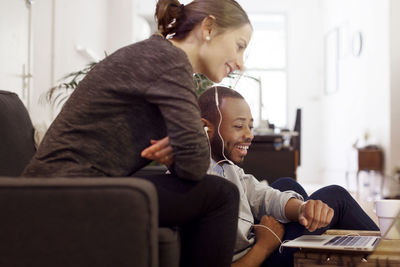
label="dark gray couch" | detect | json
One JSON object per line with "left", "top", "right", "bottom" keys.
{"left": 0, "top": 91, "right": 180, "bottom": 267}
{"left": 0, "top": 90, "right": 36, "bottom": 176}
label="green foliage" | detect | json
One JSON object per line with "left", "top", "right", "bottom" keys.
{"left": 43, "top": 52, "right": 108, "bottom": 108}
{"left": 43, "top": 61, "right": 98, "bottom": 108}
{"left": 193, "top": 73, "right": 214, "bottom": 96}
{"left": 193, "top": 72, "right": 261, "bottom": 96}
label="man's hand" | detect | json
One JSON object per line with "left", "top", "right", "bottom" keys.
{"left": 253, "top": 215, "right": 284, "bottom": 256}
{"left": 140, "top": 136, "right": 174, "bottom": 167}
{"left": 231, "top": 216, "right": 284, "bottom": 267}
{"left": 298, "top": 200, "right": 334, "bottom": 232}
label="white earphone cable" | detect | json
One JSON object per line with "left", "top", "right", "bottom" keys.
{"left": 214, "top": 87, "right": 234, "bottom": 166}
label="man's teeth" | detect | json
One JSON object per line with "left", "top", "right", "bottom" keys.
{"left": 236, "top": 145, "right": 249, "bottom": 150}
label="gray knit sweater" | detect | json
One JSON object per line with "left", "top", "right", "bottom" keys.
{"left": 23, "top": 35, "right": 210, "bottom": 180}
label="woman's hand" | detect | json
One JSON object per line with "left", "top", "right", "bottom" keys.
{"left": 253, "top": 215, "right": 285, "bottom": 257}
{"left": 298, "top": 200, "right": 334, "bottom": 232}
{"left": 140, "top": 136, "right": 174, "bottom": 167}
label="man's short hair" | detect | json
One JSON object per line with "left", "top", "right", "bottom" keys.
{"left": 198, "top": 86, "right": 244, "bottom": 126}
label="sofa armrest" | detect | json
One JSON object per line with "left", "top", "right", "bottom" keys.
{"left": 0, "top": 177, "right": 159, "bottom": 267}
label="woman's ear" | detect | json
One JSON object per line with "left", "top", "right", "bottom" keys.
{"left": 200, "top": 15, "right": 216, "bottom": 42}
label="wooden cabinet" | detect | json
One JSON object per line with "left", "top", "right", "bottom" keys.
{"left": 240, "top": 135, "right": 298, "bottom": 184}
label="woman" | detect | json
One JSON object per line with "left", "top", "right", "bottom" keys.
{"left": 23, "top": 0, "right": 253, "bottom": 266}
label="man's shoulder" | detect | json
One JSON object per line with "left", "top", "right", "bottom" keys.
{"left": 229, "top": 163, "right": 247, "bottom": 175}
{"left": 223, "top": 163, "right": 248, "bottom": 179}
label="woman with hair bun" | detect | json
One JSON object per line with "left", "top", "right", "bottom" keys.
{"left": 23, "top": 0, "right": 252, "bottom": 265}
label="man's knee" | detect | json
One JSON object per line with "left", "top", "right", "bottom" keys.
{"left": 324, "top": 185, "right": 349, "bottom": 197}
{"left": 311, "top": 184, "right": 353, "bottom": 203}
{"left": 271, "top": 177, "right": 307, "bottom": 197}
{"left": 275, "top": 177, "right": 300, "bottom": 187}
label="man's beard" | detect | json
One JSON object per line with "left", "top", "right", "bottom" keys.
{"left": 210, "top": 134, "right": 248, "bottom": 165}
{"left": 210, "top": 134, "right": 228, "bottom": 163}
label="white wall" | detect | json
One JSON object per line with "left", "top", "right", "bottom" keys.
{"left": 240, "top": 0, "right": 398, "bottom": 185}
{"left": 30, "top": 0, "right": 146, "bottom": 127}
{"left": 107, "top": 0, "right": 135, "bottom": 53}
{"left": 320, "top": 0, "right": 392, "bottom": 185}
{"left": 30, "top": 0, "right": 109, "bottom": 127}
{"left": 14, "top": 0, "right": 400, "bottom": 184}
{"left": 0, "top": 0, "right": 30, "bottom": 105}
{"left": 52, "top": 0, "right": 109, "bottom": 82}
{"left": 236, "top": 0, "right": 325, "bottom": 183}
{"left": 390, "top": 0, "right": 400, "bottom": 174}
{"left": 285, "top": 2, "right": 324, "bottom": 184}
{"left": 31, "top": 0, "right": 55, "bottom": 126}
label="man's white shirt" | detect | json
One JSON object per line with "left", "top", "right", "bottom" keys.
{"left": 207, "top": 159, "right": 303, "bottom": 261}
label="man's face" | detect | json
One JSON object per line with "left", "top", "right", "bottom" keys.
{"left": 210, "top": 97, "right": 254, "bottom": 164}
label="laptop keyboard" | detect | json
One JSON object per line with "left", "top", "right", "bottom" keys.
{"left": 323, "top": 236, "right": 372, "bottom": 247}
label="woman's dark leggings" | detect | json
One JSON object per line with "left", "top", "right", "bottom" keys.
{"left": 138, "top": 174, "right": 239, "bottom": 267}
{"left": 262, "top": 177, "right": 379, "bottom": 267}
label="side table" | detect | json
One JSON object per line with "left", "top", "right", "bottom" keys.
{"left": 357, "top": 148, "right": 384, "bottom": 198}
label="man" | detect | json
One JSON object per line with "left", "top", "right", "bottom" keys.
{"left": 197, "top": 86, "right": 379, "bottom": 267}
{"left": 142, "top": 86, "right": 379, "bottom": 267}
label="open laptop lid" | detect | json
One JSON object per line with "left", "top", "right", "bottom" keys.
{"left": 282, "top": 234, "right": 380, "bottom": 252}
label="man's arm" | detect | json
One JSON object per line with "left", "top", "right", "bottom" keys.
{"left": 240, "top": 169, "right": 334, "bottom": 232}
{"left": 285, "top": 198, "right": 334, "bottom": 232}
{"left": 232, "top": 216, "right": 284, "bottom": 267}
{"left": 284, "top": 198, "right": 304, "bottom": 222}
{"left": 242, "top": 171, "right": 303, "bottom": 223}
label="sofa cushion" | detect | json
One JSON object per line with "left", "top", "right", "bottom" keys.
{"left": 0, "top": 90, "right": 36, "bottom": 176}
{"left": 158, "top": 228, "right": 180, "bottom": 267}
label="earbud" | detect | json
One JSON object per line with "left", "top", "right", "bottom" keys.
{"left": 204, "top": 126, "right": 209, "bottom": 132}
{"left": 205, "top": 36, "right": 211, "bottom": 41}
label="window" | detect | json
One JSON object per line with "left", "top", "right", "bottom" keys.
{"left": 219, "top": 14, "right": 288, "bottom": 128}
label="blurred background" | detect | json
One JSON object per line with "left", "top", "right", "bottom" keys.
{"left": 1, "top": 0, "right": 399, "bottom": 197}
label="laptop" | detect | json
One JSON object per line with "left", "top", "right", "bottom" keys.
{"left": 282, "top": 210, "right": 400, "bottom": 252}
{"left": 281, "top": 234, "right": 381, "bottom": 252}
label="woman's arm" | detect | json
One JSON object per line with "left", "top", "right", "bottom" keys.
{"left": 145, "top": 68, "right": 210, "bottom": 181}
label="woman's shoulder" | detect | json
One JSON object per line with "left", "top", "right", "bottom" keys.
{"left": 124, "top": 35, "right": 187, "bottom": 62}
{"left": 101, "top": 34, "right": 190, "bottom": 75}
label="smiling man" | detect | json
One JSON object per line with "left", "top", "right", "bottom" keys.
{"left": 198, "top": 86, "right": 379, "bottom": 267}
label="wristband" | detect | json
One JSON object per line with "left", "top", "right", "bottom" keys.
{"left": 298, "top": 201, "right": 307, "bottom": 216}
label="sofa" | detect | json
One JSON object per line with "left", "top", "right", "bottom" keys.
{"left": 0, "top": 90, "right": 36, "bottom": 176}
{"left": 0, "top": 91, "right": 180, "bottom": 267}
